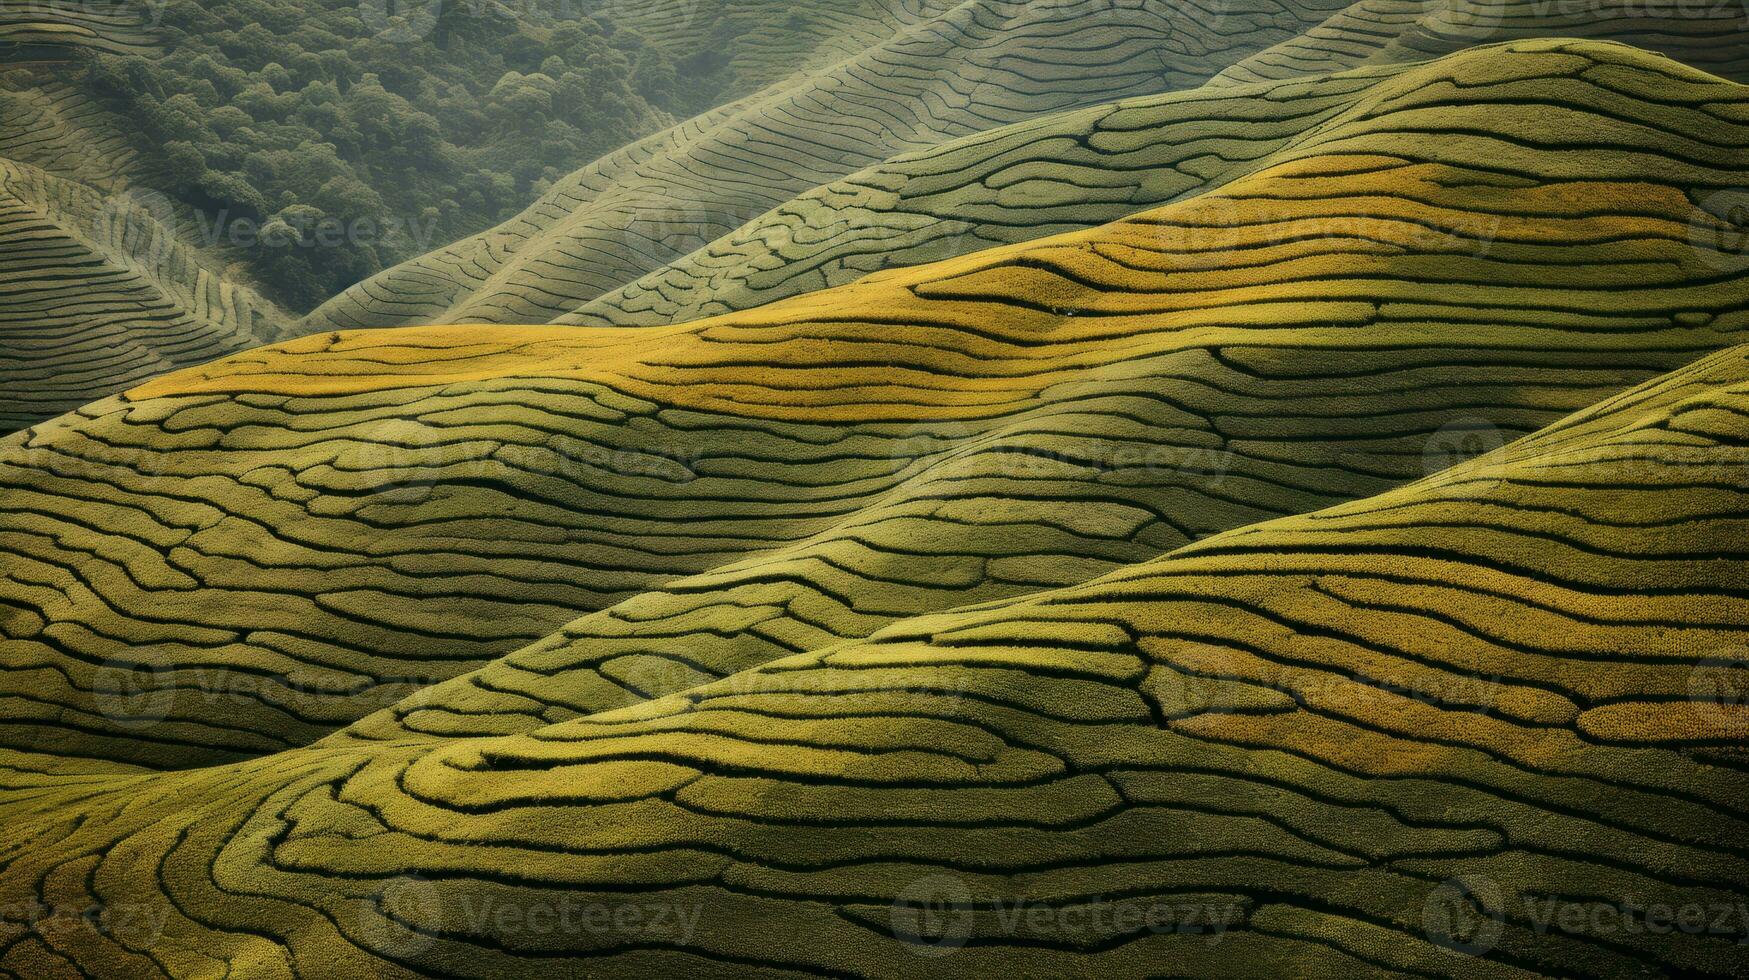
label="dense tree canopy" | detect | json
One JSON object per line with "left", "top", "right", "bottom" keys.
{"left": 78, "top": 0, "right": 711, "bottom": 309}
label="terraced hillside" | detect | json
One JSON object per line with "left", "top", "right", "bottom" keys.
{"left": 0, "top": 158, "right": 285, "bottom": 434}
{"left": 0, "top": 81, "right": 143, "bottom": 191}
{"left": 1210, "top": 0, "right": 1749, "bottom": 85}
{"left": 296, "top": 0, "right": 1354, "bottom": 333}
{"left": 567, "top": 37, "right": 1749, "bottom": 327}
{"left": 304, "top": 0, "right": 1749, "bottom": 335}
{"left": 1, "top": 307, "right": 1747, "bottom": 978}
{"left": 0, "top": 34, "right": 289, "bottom": 433}
{"left": 0, "top": 1, "right": 156, "bottom": 61}
{"left": 2, "top": 40, "right": 1746, "bottom": 773}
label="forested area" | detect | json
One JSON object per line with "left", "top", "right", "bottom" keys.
{"left": 75, "top": 0, "right": 721, "bottom": 308}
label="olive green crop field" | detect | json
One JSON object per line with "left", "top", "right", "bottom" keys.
{"left": 0, "top": 2, "right": 1747, "bottom": 977}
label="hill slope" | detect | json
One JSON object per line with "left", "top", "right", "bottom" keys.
{"left": 295, "top": 0, "right": 1355, "bottom": 333}
{"left": 0, "top": 1, "right": 156, "bottom": 60}
{"left": 304, "top": 0, "right": 1749, "bottom": 334}
{"left": 0, "top": 158, "right": 284, "bottom": 434}
{"left": 565, "top": 36, "right": 1749, "bottom": 327}
{"left": 2, "top": 40, "right": 1747, "bottom": 771}
{"left": 1, "top": 311, "right": 1746, "bottom": 978}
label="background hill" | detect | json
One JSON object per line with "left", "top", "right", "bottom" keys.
{"left": 294, "top": 0, "right": 1355, "bottom": 332}
{"left": 300, "top": 0, "right": 1749, "bottom": 334}
{"left": 9, "top": 0, "right": 1749, "bottom": 433}
{"left": 0, "top": 158, "right": 285, "bottom": 432}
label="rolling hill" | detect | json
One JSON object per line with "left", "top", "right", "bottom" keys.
{"left": 302, "top": 0, "right": 1749, "bottom": 335}
{"left": 0, "top": 267, "right": 1745, "bottom": 978}
{"left": 294, "top": 0, "right": 1355, "bottom": 333}
{"left": 0, "top": 158, "right": 285, "bottom": 434}
{"left": 2, "top": 39, "right": 1745, "bottom": 771}
{"left": 0, "top": 1, "right": 1746, "bottom": 974}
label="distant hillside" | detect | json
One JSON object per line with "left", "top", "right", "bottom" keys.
{"left": 563, "top": 31, "right": 1749, "bottom": 327}
{"left": 62, "top": 0, "right": 689, "bottom": 310}
{"left": 297, "top": 0, "right": 1353, "bottom": 332}
{"left": 0, "top": 0, "right": 156, "bottom": 60}
{"left": 0, "top": 158, "right": 285, "bottom": 434}
{"left": 303, "top": 0, "right": 1749, "bottom": 334}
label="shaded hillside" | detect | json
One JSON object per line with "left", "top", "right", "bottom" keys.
{"left": 297, "top": 0, "right": 1353, "bottom": 332}
{"left": 0, "top": 158, "right": 284, "bottom": 433}
{"left": 0, "top": 81, "right": 144, "bottom": 191}
{"left": 2, "top": 40, "right": 1746, "bottom": 771}
{"left": 69, "top": 0, "right": 686, "bottom": 309}
{"left": 1210, "top": 0, "right": 1749, "bottom": 84}
{"left": 304, "top": 0, "right": 1749, "bottom": 334}
{"left": 566, "top": 37, "right": 1749, "bottom": 327}
{"left": 0, "top": 0, "right": 156, "bottom": 60}
{"left": 1, "top": 308, "right": 1746, "bottom": 978}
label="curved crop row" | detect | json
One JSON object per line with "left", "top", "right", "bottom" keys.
{"left": 2, "top": 41, "right": 1746, "bottom": 771}
{"left": 1, "top": 307, "right": 1746, "bottom": 979}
